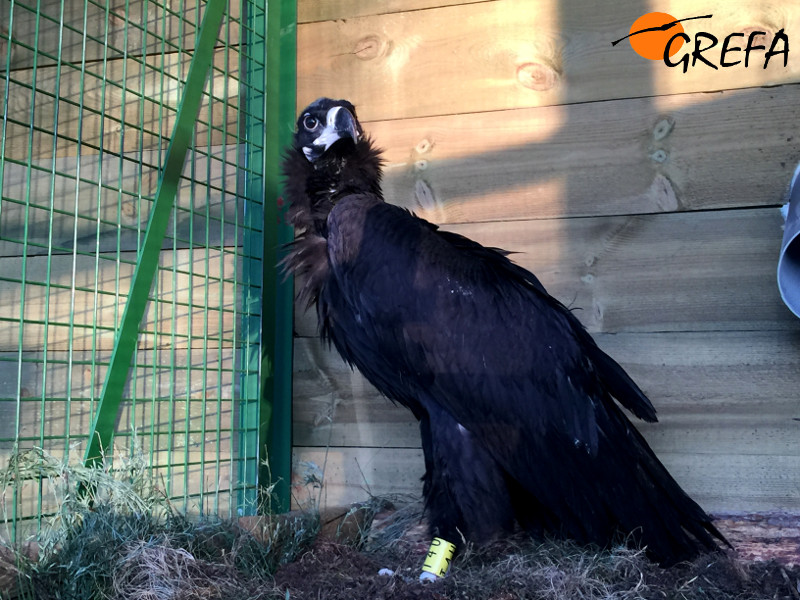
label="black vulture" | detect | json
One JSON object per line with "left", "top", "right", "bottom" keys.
{"left": 282, "top": 97, "right": 728, "bottom": 575}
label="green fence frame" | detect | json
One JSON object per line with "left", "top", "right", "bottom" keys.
{"left": 83, "top": 0, "right": 228, "bottom": 469}
{"left": 0, "top": 0, "right": 297, "bottom": 540}
{"left": 238, "top": 0, "right": 296, "bottom": 514}
{"left": 261, "top": 0, "right": 296, "bottom": 515}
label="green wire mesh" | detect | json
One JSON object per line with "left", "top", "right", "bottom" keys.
{"left": 0, "top": 0, "right": 270, "bottom": 541}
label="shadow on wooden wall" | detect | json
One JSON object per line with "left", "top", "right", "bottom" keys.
{"left": 289, "top": 0, "right": 800, "bottom": 518}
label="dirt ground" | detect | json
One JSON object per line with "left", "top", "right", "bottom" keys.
{"left": 273, "top": 508, "right": 800, "bottom": 600}
{"left": 273, "top": 538, "right": 800, "bottom": 600}
{"left": 3, "top": 503, "right": 800, "bottom": 599}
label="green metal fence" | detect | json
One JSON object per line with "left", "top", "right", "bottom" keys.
{"left": 0, "top": 0, "right": 294, "bottom": 541}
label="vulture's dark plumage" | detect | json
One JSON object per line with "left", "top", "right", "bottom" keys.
{"left": 282, "top": 98, "right": 728, "bottom": 568}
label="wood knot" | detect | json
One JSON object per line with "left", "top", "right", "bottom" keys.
{"left": 0, "top": 27, "right": 15, "bottom": 70}
{"left": 592, "top": 300, "right": 604, "bottom": 326}
{"left": 739, "top": 27, "right": 775, "bottom": 48}
{"left": 651, "top": 173, "right": 680, "bottom": 212}
{"left": 414, "top": 179, "right": 437, "bottom": 212}
{"left": 415, "top": 139, "right": 432, "bottom": 154}
{"left": 650, "top": 149, "right": 668, "bottom": 164}
{"left": 516, "top": 62, "right": 558, "bottom": 91}
{"left": 121, "top": 200, "right": 137, "bottom": 219}
{"left": 353, "top": 35, "right": 384, "bottom": 61}
{"left": 653, "top": 117, "right": 675, "bottom": 141}
{"left": 109, "top": 12, "right": 126, "bottom": 29}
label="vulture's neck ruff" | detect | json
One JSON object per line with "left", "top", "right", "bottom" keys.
{"left": 281, "top": 100, "right": 383, "bottom": 307}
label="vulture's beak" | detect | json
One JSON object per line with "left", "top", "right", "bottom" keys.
{"left": 303, "top": 106, "right": 360, "bottom": 162}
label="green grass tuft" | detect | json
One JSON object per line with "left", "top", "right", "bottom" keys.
{"left": 0, "top": 447, "right": 318, "bottom": 600}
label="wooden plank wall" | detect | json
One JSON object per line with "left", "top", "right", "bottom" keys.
{"left": 291, "top": 0, "right": 800, "bottom": 516}
{"left": 0, "top": 0, "right": 243, "bottom": 521}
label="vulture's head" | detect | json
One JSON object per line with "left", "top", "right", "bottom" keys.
{"left": 283, "top": 98, "right": 384, "bottom": 235}
{"left": 295, "top": 97, "right": 362, "bottom": 163}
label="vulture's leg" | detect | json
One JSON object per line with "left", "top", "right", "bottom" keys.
{"left": 417, "top": 404, "right": 515, "bottom": 580}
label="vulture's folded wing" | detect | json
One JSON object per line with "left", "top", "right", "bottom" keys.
{"left": 324, "top": 194, "right": 724, "bottom": 562}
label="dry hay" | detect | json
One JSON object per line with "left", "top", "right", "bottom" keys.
{"left": 110, "top": 538, "right": 269, "bottom": 600}
{"left": 0, "top": 447, "right": 318, "bottom": 600}
{"left": 273, "top": 532, "right": 800, "bottom": 600}
{"left": 2, "top": 449, "right": 800, "bottom": 600}
{"left": 273, "top": 500, "right": 800, "bottom": 600}
{"left": 3, "top": 497, "right": 800, "bottom": 600}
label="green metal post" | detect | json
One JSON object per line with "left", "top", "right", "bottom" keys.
{"left": 239, "top": 0, "right": 265, "bottom": 514}
{"left": 83, "top": 0, "right": 227, "bottom": 466}
{"left": 262, "top": 0, "right": 297, "bottom": 513}
{"left": 240, "top": 0, "right": 296, "bottom": 513}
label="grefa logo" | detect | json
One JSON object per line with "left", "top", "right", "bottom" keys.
{"left": 612, "top": 12, "right": 789, "bottom": 72}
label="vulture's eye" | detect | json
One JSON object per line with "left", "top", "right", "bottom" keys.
{"left": 302, "top": 114, "right": 319, "bottom": 131}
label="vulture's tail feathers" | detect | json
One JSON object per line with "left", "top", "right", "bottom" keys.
{"left": 618, "top": 426, "right": 731, "bottom": 564}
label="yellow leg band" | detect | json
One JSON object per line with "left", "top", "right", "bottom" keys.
{"left": 421, "top": 537, "right": 456, "bottom": 578}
